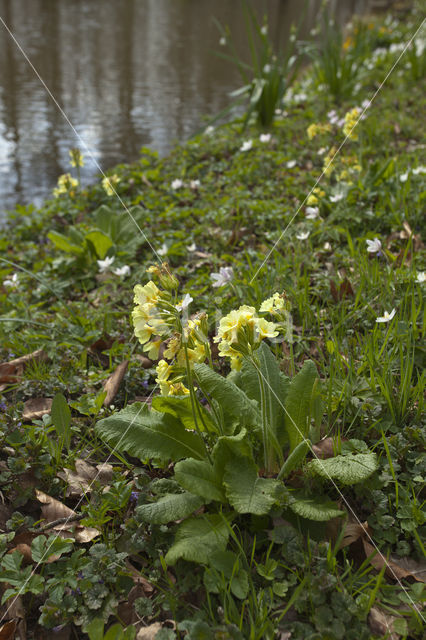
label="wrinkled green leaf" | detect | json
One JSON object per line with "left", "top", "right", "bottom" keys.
{"left": 223, "top": 456, "right": 279, "bottom": 515}
{"left": 165, "top": 515, "right": 232, "bottom": 565}
{"left": 152, "top": 395, "right": 217, "bottom": 433}
{"left": 285, "top": 360, "right": 318, "bottom": 452}
{"left": 308, "top": 452, "right": 379, "bottom": 485}
{"left": 174, "top": 458, "right": 226, "bottom": 502}
{"left": 136, "top": 492, "right": 203, "bottom": 525}
{"left": 289, "top": 494, "right": 345, "bottom": 521}
{"left": 85, "top": 230, "right": 113, "bottom": 259}
{"left": 95, "top": 403, "right": 205, "bottom": 463}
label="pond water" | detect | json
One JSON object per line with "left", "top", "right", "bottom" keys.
{"left": 0, "top": 0, "right": 380, "bottom": 218}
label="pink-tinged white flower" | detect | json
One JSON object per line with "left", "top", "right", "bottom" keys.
{"left": 376, "top": 309, "right": 396, "bottom": 323}
{"left": 286, "top": 159, "right": 296, "bottom": 168}
{"left": 97, "top": 256, "right": 115, "bottom": 273}
{"left": 190, "top": 179, "right": 200, "bottom": 189}
{"left": 158, "top": 243, "right": 168, "bottom": 257}
{"left": 366, "top": 238, "right": 382, "bottom": 254}
{"left": 171, "top": 179, "right": 184, "bottom": 190}
{"left": 240, "top": 140, "right": 253, "bottom": 152}
{"left": 399, "top": 172, "right": 409, "bottom": 183}
{"left": 211, "top": 266, "right": 234, "bottom": 288}
{"left": 259, "top": 133, "right": 271, "bottom": 143}
{"left": 330, "top": 193, "right": 344, "bottom": 203}
{"left": 112, "top": 265, "right": 131, "bottom": 277}
{"left": 416, "top": 271, "right": 425, "bottom": 283}
{"left": 305, "top": 206, "right": 319, "bottom": 219}
{"left": 176, "top": 293, "right": 193, "bottom": 311}
{"left": 296, "top": 231, "right": 310, "bottom": 240}
{"left": 3, "top": 273, "right": 19, "bottom": 287}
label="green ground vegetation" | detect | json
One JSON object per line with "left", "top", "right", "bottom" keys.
{"left": 0, "top": 6, "right": 425, "bottom": 639}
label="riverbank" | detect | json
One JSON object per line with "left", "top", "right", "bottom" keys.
{"left": 0, "top": 7, "right": 425, "bottom": 639}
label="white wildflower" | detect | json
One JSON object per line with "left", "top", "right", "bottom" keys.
{"left": 259, "top": 133, "right": 271, "bottom": 143}
{"left": 240, "top": 140, "right": 253, "bottom": 152}
{"left": 3, "top": 273, "right": 19, "bottom": 288}
{"left": 399, "top": 172, "right": 409, "bottom": 183}
{"left": 211, "top": 266, "right": 234, "bottom": 288}
{"left": 366, "top": 238, "right": 382, "bottom": 254}
{"left": 416, "top": 271, "right": 425, "bottom": 283}
{"left": 158, "top": 243, "right": 168, "bottom": 257}
{"left": 330, "top": 193, "right": 344, "bottom": 203}
{"left": 190, "top": 180, "right": 201, "bottom": 189}
{"left": 97, "top": 256, "right": 115, "bottom": 273}
{"left": 376, "top": 309, "right": 396, "bottom": 323}
{"left": 176, "top": 293, "right": 193, "bottom": 311}
{"left": 296, "top": 231, "right": 310, "bottom": 240}
{"left": 305, "top": 206, "right": 319, "bottom": 219}
{"left": 112, "top": 265, "right": 131, "bottom": 277}
{"left": 171, "top": 179, "right": 184, "bottom": 190}
{"left": 286, "top": 159, "right": 296, "bottom": 168}
{"left": 187, "top": 243, "right": 197, "bottom": 252}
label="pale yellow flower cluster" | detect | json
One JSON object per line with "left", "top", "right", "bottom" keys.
{"left": 132, "top": 269, "right": 209, "bottom": 396}
{"left": 306, "top": 187, "right": 325, "bottom": 206}
{"left": 53, "top": 173, "right": 79, "bottom": 197}
{"left": 307, "top": 123, "right": 332, "bottom": 140}
{"left": 69, "top": 148, "right": 85, "bottom": 168}
{"left": 343, "top": 107, "right": 361, "bottom": 140}
{"left": 102, "top": 174, "right": 120, "bottom": 196}
{"left": 214, "top": 304, "right": 279, "bottom": 371}
{"left": 323, "top": 146, "right": 337, "bottom": 177}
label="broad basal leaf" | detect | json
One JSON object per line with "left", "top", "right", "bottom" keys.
{"left": 194, "top": 363, "right": 261, "bottom": 426}
{"left": 136, "top": 492, "right": 204, "bottom": 524}
{"left": 85, "top": 230, "right": 113, "bottom": 259}
{"left": 285, "top": 360, "right": 318, "bottom": 452}
{"left": 165, "top": 514, "right": 232, "bottom": 565}
{"left": 223, "top": 456, "right": 280, "bottom": 515}
{"left": 174, "top": 458, "right": 226, "bottom": 502}
{"left": 152, "top": 395, "right": 217, "bottom": 433}
{"left": 288, "top": 493, "right": 345, "bottom": 521}
{"left": 308, "top": 452, "right": 378, "bottom": 485}
{"left": 47, "top": 230, "right": 83, "bottom": 255}
{"left": 212, "top": 430, "right": 253, "bottom": 480}
{"left": 95, "top": 403, "right": 205, "bottom": 463}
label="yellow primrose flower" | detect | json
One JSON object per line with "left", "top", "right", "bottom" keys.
{"left": 259, "top": 292, "right": 286, "bottom": 314}
{"left": 163, "top": 335, "right": 181, "bottom": 360}
{"left": 53, "top": 173, "right": 79, "bottom": 197}
{"left": 133, "top": 282, "right": 161, "bottom": 307}
{"left": 155, "top": 359, "right": 172, "bottom": 394}
{"left": 168, "top": 382, "right": 190, "bottom": 396}
{"left": 102, "top": 174, "right": 120, "bottom": 196}
{"left": 215, "top": 305, "right": 257, "bottom": 346}
{"left": 306, "top": 194, "right": 318, "bottom": 205}
{"left": 307, "top": 123, "right": 331, "bottom": 140}
{"left": 69, "top": 148, "right": 84, "bottom": 167}
{"left": 133, "top": 322, "right": 158, "bottom": 345}
{"left": 343, "top": 107, "right": 361, "bottom": 140}
{"left": 255, "top": 318, "right": 279, "bottom": 340}
{"left": 144, "top": 339, "right": 162, "bottom": 361}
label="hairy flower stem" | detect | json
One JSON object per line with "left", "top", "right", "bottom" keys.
{"left": 254, "top": 356, "right": 275, "bottom": 473}
{"left": 183, "top": 341, "right": 213, "bottom": 463}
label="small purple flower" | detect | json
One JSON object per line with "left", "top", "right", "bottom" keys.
{"left": 0, "top": 401, "right": 7, "bottom": 412}
{"left": 129, "top": 491, "right": 139, "bottom": 504}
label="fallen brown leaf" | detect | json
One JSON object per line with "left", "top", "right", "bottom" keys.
{"left": 136, "top": 623, "right": 162, "bottom": 640}
{"left": 134, "top": 354, "right": 153, "bottom": 369}
{"left": 0, "top": 620, "right": 17, "bottom": 640}
{"left": 363, "top": 540, "right": 426, "bottom": 582}
{"left": 312, "top": 437, "right": 337, "bottom": 459}
{"left": 103, "top": 361, "right": 129, "bottom": 405}
{"left": 368, "top": 606, "right": 400, "bottom": 640}
{"left": 0, "top": 349, "right": 48, "bottom": 392}
{"left": 35, "top": 490, "right": 99, "bottom": 543}
{"left": 57, "top": 459, "right": 113, "bottom": 497}
{"left": 22, "top": 397, "right": 52, "bottom": 421}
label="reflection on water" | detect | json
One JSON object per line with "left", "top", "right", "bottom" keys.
{"left": 0, "top": 0, "right": 375, "bottom": 217}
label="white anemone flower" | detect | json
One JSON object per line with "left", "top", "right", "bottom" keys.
{"left": 413, "top": 166, "right": 426, "bottom": 175}
{"left": 416, "top": 271, "right": 425, "bottom": 283}
{"left": 3, "top": 273, "right": 19, "bottom": 287}
{"left": 190, "top": 180, "right": 200, "bottom": 189}
{"left": 376, "top": 309, "right": 396, "bottom": 323}
{"left": 399, "top": 172, "right": 409, "bottom": 183}
{"left": 171, "top": 179, "right": 184, "bottom": 190}
{"left": 330, "top": 193, "right": 344, "bottom": 203}
{"left": 305, "top": 206, "right": 319, "bottom": 219}
{"left": 286, "top": 160, "right": 296, "bottom": 168}
{"left": 296, "top": 231, "right": 310, "bottom": 240}
{"left": 187, "top": 243, "right": 197, "bottom": 252}
{"left": 176, "top": 293, "right": 193, "bottom": 311}
{"left": 240, "top": 140, "right": 253, "bottom": 152}
{"left": 112, "top": 265, "right": 131, "bottom": 277}
{"left": 259, "top": 133, "right": 271, "bottom": 143}
{"left": 158, "top": 243, "right": 168, "bottom": 257}
{"left": 366, "top": 238, "right": 382, "bottom": 254}
{"left": 97, "top": 256, "right": 115, "bottom": 273}
{"left": 211, "top": 266, "right": 234, "bottom": 288}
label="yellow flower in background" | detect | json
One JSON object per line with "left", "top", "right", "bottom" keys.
{"left": 259, "top": 292, "right": 286, "bottom": 315}
{"left": 69, "top": 148, "right": 84, "bottom": 168}
{"left": 133, "top": 282, "right": 161, "bottom": 307}
{"left": 168, "top": 382, "right": 190, "bottom": 396}
{"left": 323, "top": 146, "right": 337, "bottom": 177}
{"left": 307, "top": 123, "right": 332, "bottom": 140}
{"left": 255, "top": 318, "right": 279, "bottom": 340}
{"left": 343, "top": 107, "right": 361, "bottom": 140}
{"left": 102, "top": 174, "right": 120, "bottom": 196}
{"left": 163, "top": 335, "right": 181, "bottom": 360}
{"left": 53, "top": 173, "right": 79, "bottom": 197}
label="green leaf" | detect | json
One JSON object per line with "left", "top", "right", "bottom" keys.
{"left": 47, "top": 230, "right": 84, "bottom": 254}
{"left": 136, "top": 492, "right": 204, "bottom": 524}
{"left": 95, "top": 403, "right": 206, "bottom": 463}
{"left": 284, "top": 360, "right": 318, "bottom": 452}
{"left": 253, "top": 343, "right": 290, "bottom": 445}
{"left": 152, "top": 395, "right": 217, "bottom": 433}
{"left": 50, "top": 392, "right": 71, "bottom": 451}
{"left": 85, "top": 230, "right": 113, "bottom": 259}
{"left": 289, "top": 494, "right": 345, "bottom": 521}
{"left": 86, "top": 618, "right": 105, "bottom": 640}
{"left": 165, "top": 515, "right": 232, "bottom": 565}
{"left": 212, "top": 430, "right": 253, "bottom": 480}
{"left": 223, "top": 456, "right": 279, "bottom": 515}
{"left": 174, "top": 458, "right": 226, "bottom": 502}
{"left": 207, "top": 550, "right": 249, "bottom": 599}
{"left": 31, "top": 535, "right": 73, "bottom": 563}
{"left": 308, "top": 452, "right": 379, "bottom": 485}
{"left": 194, "top": 363, "right": 261, "bottom": 426}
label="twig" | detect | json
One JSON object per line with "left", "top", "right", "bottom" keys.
{"left": 32, "top": 514, "right": 85, "bottom": 533}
